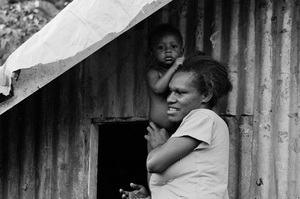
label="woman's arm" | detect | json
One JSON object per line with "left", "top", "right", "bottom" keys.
{"left": 145, "top": 122, "right": 201, "bottom": 173}
{"left": 146, "top": 136, "right": 200, "bottom": 173}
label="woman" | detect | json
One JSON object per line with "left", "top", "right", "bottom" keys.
{"left": 120, "top": 52, "right": 232, "bottom": 199}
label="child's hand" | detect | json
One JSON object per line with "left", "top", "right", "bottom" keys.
{"left": 174, "top": 56, "right": 185, "bottom": 67}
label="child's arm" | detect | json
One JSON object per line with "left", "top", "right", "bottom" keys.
{"left": 146, "top": 57, "right": 184, "bottom": 94}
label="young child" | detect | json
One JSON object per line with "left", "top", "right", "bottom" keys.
{"left": 146, "top": 24, "right": 184, "bottom": 133}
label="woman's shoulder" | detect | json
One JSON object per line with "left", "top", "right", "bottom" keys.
{"left": 185, "top": 109, "right": 228, "bottom": 131}
{"left": 183, "top": 109, "right": 226, "bottom": 126}
{"left": 186, "top": 109, "right": 218, "bottom": 119}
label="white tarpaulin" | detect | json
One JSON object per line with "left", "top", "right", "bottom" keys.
{"left": 0, "top": 0, "right": 171, "bottom": 96}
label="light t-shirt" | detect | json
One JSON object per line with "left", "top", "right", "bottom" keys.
{"left": 149, "top": 109, "right": 229, "bottom": 199}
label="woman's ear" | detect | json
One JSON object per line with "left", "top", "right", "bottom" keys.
{"left": 202, "top": 91, "right": 213, "bottom": 103}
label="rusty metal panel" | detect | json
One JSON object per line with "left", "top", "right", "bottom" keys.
{"left": 256, "top": 1, "right": 275, "bottom": 198}
{"left": 224, "top": 116, "right": 239, "bottom": 198}
{"left": 83, "top": 25, "right": 150, "bottom": 119}
{"left": 0, "top": 66, "right": 90, "bottom": 199}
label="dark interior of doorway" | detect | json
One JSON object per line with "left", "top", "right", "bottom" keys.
{"left": 97, "top": 121, "right": 149, "bottom": 199}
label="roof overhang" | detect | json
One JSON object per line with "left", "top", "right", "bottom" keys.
{"left": 0, "top": 0, "right": 172, "bottom": 115}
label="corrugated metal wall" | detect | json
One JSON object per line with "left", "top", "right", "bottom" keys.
{"left": 0, "top": 0, "right": 299, "bottom": 198}
{"left": 0, "top": 65, "right": 91, "bottom": 199}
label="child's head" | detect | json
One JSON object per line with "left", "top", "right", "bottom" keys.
{"left": 148, "top": 24, "right": 184, "bottom": 68}
{"left": 176, "top": 51, "right": 232, "bottom": 108}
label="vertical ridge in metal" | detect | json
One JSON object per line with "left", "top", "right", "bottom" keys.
{"left": 256, "top": 1, "right": 274, "bottom": 198}
{"left": 276, "top": 0, "right": 293, "bottom": 198}
{"left": 195, "top": 0, "right": 205, "bottom": 52}
{"left": 227, "top": 0, "right": 240, "bottom": 115}
{"left": 210, "top": 0, "right": 222, "bottom": 61}
{"left": 243, "top": 0, "right": 256, "bottom": 115}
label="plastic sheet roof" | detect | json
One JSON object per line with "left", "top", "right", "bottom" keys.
{"left": 0, "top": 0, "right": 172, "bottom": 114}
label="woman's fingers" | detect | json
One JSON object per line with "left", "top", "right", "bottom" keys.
{"left": 146, "top": 126, "right": 153, "bottom": 133}
{"left": 130, "top": 182, "right": 143, "bottom": 190}
{"left": 129, "top": 183, "right": 150, "bottom": 198}
{"left": 120, "top": 183, "right": 150, "bottom": 199}
{"left": 144, "top": 134, "right": 150, "bottom": 141}
{"left": 146, "top": 123, "right": 156, "bottom": 137}
{"left": 147, "top": 122, "right": 159, "bottom": 135}
{"left": 148, "top": 122, "right": 158, "bottom": 130}
{"left": 119, "top": 189, "right": 129, "bottom": 199}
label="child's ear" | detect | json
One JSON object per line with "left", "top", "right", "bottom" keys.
{"left": 180, "top": 48, "right": 184, "bottom": 56}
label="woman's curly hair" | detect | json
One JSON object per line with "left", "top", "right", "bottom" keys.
{"left": 177, "top": 51, "right": 233, "bottom": 107}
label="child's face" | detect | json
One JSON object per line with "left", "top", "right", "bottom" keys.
{"left": 152, "top": 34, "right": 183, "bottom": 68}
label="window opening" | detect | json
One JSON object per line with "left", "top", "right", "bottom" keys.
{"left": 97, "top": 121, "right": 149, "bottom": 199}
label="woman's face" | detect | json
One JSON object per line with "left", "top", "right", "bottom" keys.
{"left": 167, "top": 71, "right": 207, "bottom": 123}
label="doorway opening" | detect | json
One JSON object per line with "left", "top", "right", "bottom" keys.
{"left": 97, "top": 121, "right": 149, "bottom": 199}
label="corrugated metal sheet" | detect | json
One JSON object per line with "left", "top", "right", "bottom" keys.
{"left": 0, "top": 66, "right": 90, "bottom": 199}
{"left": 0, "top": 0, "right": 300, "bottom": 198}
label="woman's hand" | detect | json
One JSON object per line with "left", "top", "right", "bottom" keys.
{"left": 145, "top": 122, "right": 170, "bottom": 149}
{"left": 119, "top": 183, "right": 150, "bottom": 199}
